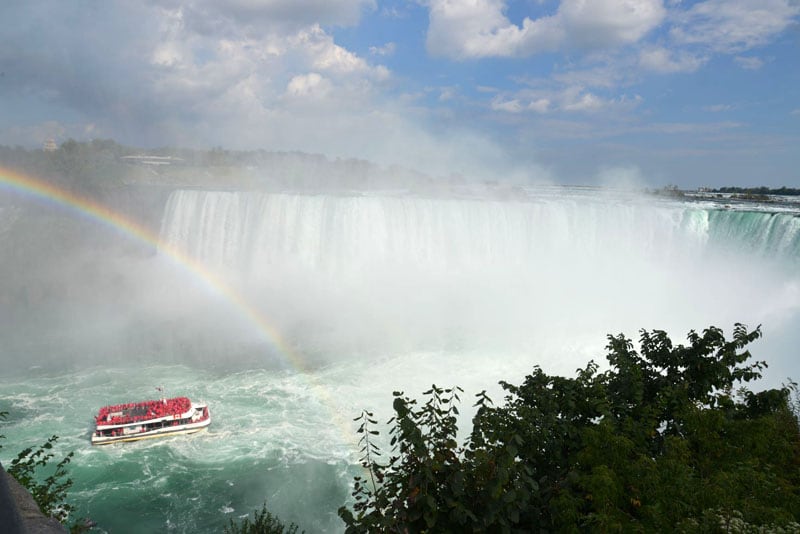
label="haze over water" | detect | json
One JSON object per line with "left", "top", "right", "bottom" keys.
{"left": 1, "top": 185, "right": 799, "bottom": 532}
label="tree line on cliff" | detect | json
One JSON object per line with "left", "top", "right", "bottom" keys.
{"left": 0, "top": 140, "right": 439, "bottom": 193}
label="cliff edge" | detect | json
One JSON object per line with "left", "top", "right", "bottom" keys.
{"left": 0, "top": 462, "right": 66, "bottom": 534}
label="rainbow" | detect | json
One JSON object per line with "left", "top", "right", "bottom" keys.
{"left": 0, "top": 166, "right": 355, "bottom": 443}
{"left": 0, "top": 166, "right": 305, "bottom": 366}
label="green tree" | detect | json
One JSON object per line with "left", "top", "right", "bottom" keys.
{"left": 223, "top": 502, "right": 302, "bottom": 534}
{"left": 340, "top": 385, "right": 535, "bottom": 533}
{"left": 5, "top": 435, "right": 74, "bottom": 523}
{"left": 0, "top": 412, "right": 94, "bottom": 532}
{"left": 340, "top": 324, "right": 800, "bottom": 532}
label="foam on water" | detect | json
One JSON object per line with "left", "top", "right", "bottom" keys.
{"left": 2, "top": 364, "right": 357, "bottom": 532}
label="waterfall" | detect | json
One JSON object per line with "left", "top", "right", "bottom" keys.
{"left": 154, "top": 189, "right": 799, "bottom": 364}
{"left": 159, "top": 190, "right": 799, "bottom": 276}
{"left": 705, "top": 209, "right": 800, "bottom": 258}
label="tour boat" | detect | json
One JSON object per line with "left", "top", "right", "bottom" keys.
{"left": 92, "top": 396, "right": 210, "bottom": 445}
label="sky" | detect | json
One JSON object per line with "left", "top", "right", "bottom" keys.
{"left": 0, "top": 0, "right": 798, "bottom": 188}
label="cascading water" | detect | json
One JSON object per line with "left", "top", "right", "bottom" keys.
{"left": 159, "top": 190, "right": 800, "bottom": 280}
{"left": 157, "top": 190, "right": 799, "bottom": 361}
{"left": 1, "top": 187, "right": 798, "bottom": 533}
{"left": 704, "top": 209, "right": 800, "bottom": 258}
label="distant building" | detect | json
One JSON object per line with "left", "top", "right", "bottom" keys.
{"left": 43, "top": 139, "right": 57, "bottom": 152}
{"left": 120, "top": 155, "right": 184, "bottom": 166}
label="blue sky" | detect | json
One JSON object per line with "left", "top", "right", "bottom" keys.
{"left": 1, "top": 0, "right": 798, "bottom": 187}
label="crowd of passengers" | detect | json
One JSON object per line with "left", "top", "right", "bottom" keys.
{"left": 95, "top": 397, "right": 192, "bottom": 426}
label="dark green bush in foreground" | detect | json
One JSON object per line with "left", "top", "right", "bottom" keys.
{"left": 1, "top": 413, "right": 76, "bottom": 523}
{"left": 224, "top": 502, "right": 302, "bottom": 534}
{"left": 339, "top": 324, "right": 800, "bottom": 532}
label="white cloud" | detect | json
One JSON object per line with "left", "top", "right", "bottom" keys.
{"left": 491, "top": 97, "right": 524, "bottom": 113}
{"left": 670, "top": 0, "right": 800, "bottom": 53}
{"left": 137, "top": 5, "right": 392, "bottom": 136}
{"left": 132, "top": 2, "right": 392, "bottom": 121}
{"left": 185, "top": 0, "right": 377, "bottom": 31}
{"left": 551, "top": 63, "right": 631, "bottom": 90}
{"left": 425, "top": 0, "right": 563, "bottom": 59}
{"left": 425, "top": 0, "right": 665, "bottom": 59}
{"left": 734, "top": 55, "right": 765, "bottom": 70}
{"left": 369, "top": 42, "right": 396, "bottom": 56}
{"left": 380, "top": 6, "right": 407, "bottom": 19}
{"left": 639, "top": 46, "right": 706, "bottom": 73}
{"left": 490, "top": 85, "right": 641, "bottom": 115}
{"left": 562, "top": 91, "right": 606, "bottom": 112}
{"left": 0, "top": 2, "right": 397, "bottom": 154}
{"left": 295, "top": 27, "right": 356, "bottom": 72}
{"left": 636, "top": 121, "right": 742, "bottom": 134}
{"left": 563, "top": 88, "right": 642, "bottom": 113}
{"left": 528, "top": 98, "right": 551, "bottom": 113}
{"left": 704, "top": 104, "right": 732, "bottom": 112}
{"left": 438, "top": 86, "right": 458, "bottom": 101}
{"left": 152, "top": 42, "right": 185, "bottom": 68}
{"left": 558, "top": 0, "right": 667, "bottom": 48}
{"left": 285, "top": 72, "right": 332, "bottom": 98}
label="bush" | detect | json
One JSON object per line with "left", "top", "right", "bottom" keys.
{"left": 1, "top": 412, "right": 94, "bottom": 532}
{"left": 340, "top": 324, "right": 800, "bottom": 532}
{"left": 224, "top": 502, "right": 302, "bottom": 534}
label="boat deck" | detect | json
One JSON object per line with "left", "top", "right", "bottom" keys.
{"left": 92, "top": 396, "right": 210, "bottom": 445}
{"left": 95, "top": 397, "right": 192, "bottom": 427}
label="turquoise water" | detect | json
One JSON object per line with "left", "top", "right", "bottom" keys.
{"left": 1, "top": 351, "right": 548, "bottom": 532}
{"left": 1, "top": 366, "right": 356, "bottom": 532}
{"left": 2, "top": 190, "right": 799, "bottom": 532}
{"left": 705, "top": 210, "right": 800, "bottom": 259}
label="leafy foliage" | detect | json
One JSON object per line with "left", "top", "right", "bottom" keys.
{"left": 223, "top": 502, "right": 302, "bottom": 534}
{"left": 1, "top": 412, "right": 95, "bottom": 531}
{"left": 340, "top": 324, "right": 800, "bottom": 532}
{"left": 340, "top": 385, "right": 536, "bottom": 533}
{"left": 5, "top": 434, "right": 75, "bottom": 524}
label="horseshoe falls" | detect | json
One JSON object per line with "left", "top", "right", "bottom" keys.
{"left": 159, "top": 190, "right": 799, "bottom": 372}
{"left": 1, "top": 187, "right": 798, "bottom": 533}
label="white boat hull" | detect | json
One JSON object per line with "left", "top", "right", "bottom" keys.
{"left": 91, "top": 417, "right": 211, "bottom": 445}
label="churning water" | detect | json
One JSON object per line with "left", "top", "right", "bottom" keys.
{"left": 1, "top": 187, "right": 799, "bottom": 532}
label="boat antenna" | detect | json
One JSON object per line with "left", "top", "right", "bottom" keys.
{"left": 156, "top": 385, "right": 166, "bottom": 403}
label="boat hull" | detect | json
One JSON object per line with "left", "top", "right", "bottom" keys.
{"left": 91, "top": 417, "right": 211, "bottom": 445}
